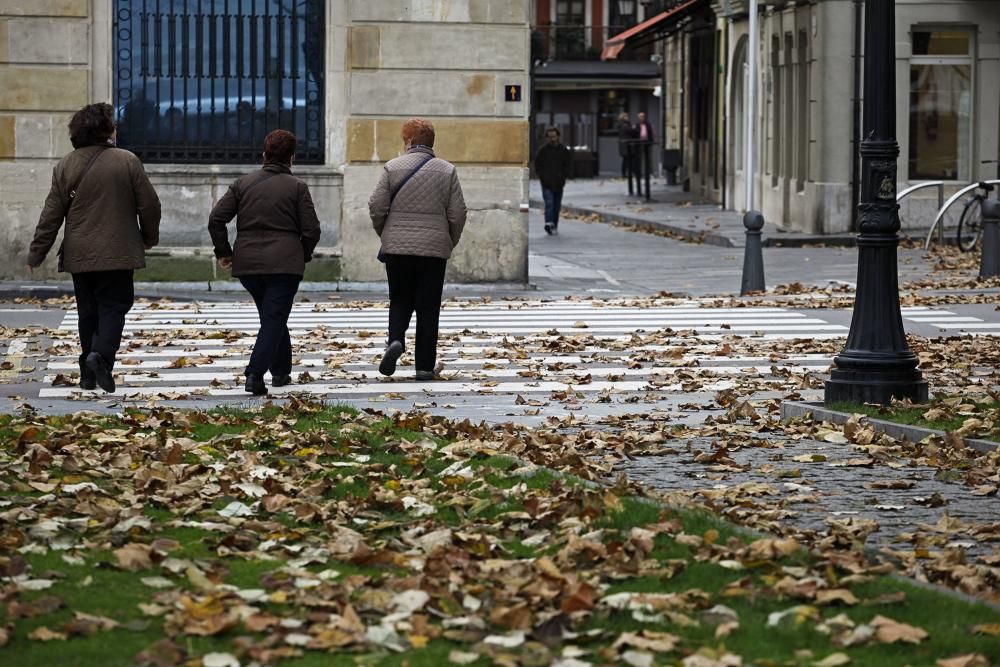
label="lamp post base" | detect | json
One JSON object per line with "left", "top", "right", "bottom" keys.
{"left": 824, "top": 367, "right": 928, "bottom": 405}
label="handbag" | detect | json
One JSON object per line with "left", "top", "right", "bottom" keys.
{"left": 378, "top": 153, "right": 435, "bottom": 263}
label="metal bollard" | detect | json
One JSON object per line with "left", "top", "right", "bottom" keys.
{"left": 981, "top": 199, "right": 1000, "bottom": 278}
{"left": 741, "top": 210, "right": 766, "bottom": 295}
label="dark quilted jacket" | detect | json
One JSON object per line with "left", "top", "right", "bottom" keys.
{"left": 208, "top": 163, "right": 322, "bottom": 277}
{"left": 28, "top": 145, "right": 161, "bottom": 272}
{"left": 369, "top": 146, "right": 467, "bottom": 259}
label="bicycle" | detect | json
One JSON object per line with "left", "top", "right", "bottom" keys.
{"left": 957, "top": 159, "right": 1000, "bottom": 251}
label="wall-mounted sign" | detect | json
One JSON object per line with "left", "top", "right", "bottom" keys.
{"left": 504, "top": 85, "right": 522, "bottom": 102}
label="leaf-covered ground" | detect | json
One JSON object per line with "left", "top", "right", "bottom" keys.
{"left": 1, "top": 402, "right": 997, "bottom": 666}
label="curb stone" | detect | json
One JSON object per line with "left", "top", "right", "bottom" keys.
{"left": 529, "top": 198, "right": 738, "bottom": 248}
{"left": 780, "top": 401, "right": 998, "bottom": 454}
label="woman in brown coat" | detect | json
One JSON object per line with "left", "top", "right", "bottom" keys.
{"left": 27, "top": 103, "right": 161, "bottom": 393}
{"left": 208, "top": 129, "right": 322, "bottom": 396}
{"left": 368, "top": 118, "right": 467, "bottom": 380}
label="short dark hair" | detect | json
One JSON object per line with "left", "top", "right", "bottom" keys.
{"left": 69, "top": 103, "right": 115, "bottom": 149}
{"left": 264, "top": 129, "right": 297, "bottom": 164}
{"left": 546, "top": 127, "right": 560, "bottom": 137}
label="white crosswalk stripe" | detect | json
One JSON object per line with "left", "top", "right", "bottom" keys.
{"left": 901, "top": 306, "right": 1000, "bottom": 333}
{"left": 41, "top": 299, "right": 844, "bottom": 401}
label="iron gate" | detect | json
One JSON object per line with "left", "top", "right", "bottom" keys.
{"left": 113, "top": 0, "right": 325, "bottom": 164}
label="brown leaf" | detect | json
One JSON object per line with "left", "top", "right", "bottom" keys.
{"left": 28, "top": 626, "right": 67, "bottom": 641}
{"left": 114, "top": 543, "right": 154, "bottom": 571}
{"left": 815, "top": 589, "right": 859, "bottom": 606}
{"left": 971, "top": 623, "right": 1000, "bottom": 636}
{"left": 560, "top": 581, "right": 597, "bottom": 613}
{"left": 871, "top": 615, "right": 928, "bottom": 644}
{"left": 7, "top": 595, "right": 64, "bottom": 619}
{"left": 936, "top": 655, "right": 989, "bottom": 667}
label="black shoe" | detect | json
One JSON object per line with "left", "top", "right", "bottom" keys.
{"left": 379, "top": 340, "right": 403, "bottom": 376}
{"left": 79, "top": 361, "right": 96, "bottom": 390}
{"left": 245, "top": 372, "right": 267, "bottom": 396}
{"left": 415, "top": 370, "right": 436, "bottom": 382}
{"left": 271, "top": 374, "right": 292, "bottom": 387}
{"left": 544, "top": 223, "right": 554, "bottom": 235}
{"left": 85, "top": 352, "right": 115, "bottom": 393}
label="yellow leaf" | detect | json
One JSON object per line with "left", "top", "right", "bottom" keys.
{"left": 293, "top": 447, "right": 320, "bottom": 457}
{"left": 971, "top": 623, "right": 1000, "bottom": 636}
{"left": 813, "top": 653, "right": 851, "bottom": 667}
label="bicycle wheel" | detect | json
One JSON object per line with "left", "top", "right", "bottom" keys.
{"left": 957, "top": 196, "right": 983, "bottom": 252}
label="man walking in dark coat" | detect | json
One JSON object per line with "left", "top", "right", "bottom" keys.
{"left": 534, "top": 127, "right": 572, "bottom": 235}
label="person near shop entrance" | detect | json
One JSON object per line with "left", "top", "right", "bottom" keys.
{"left": 208, "top": 129, "right": 322, "bottom": 396}
{"left": 534, "top": 127, "right": 573, "bottom": 236}
{"left": 27, "top": 102, "right": 161, "bottom": 394}
{"left": 617, "top": 112, "right": 637, "bottom": 178}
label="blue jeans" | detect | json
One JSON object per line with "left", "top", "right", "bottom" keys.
{"left": 541, "top": 186, "right": 563, "bottom": 226}
{"left": 240, "top": 273, "right": 301, "bottom": 377}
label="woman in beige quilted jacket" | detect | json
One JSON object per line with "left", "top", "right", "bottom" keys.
{"left": 368, "top": 118, "right": 467, "bottom": 381}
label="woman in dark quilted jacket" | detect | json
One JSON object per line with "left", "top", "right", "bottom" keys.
{"left": 368, "top": 118, "right": 467, "bottom": 381}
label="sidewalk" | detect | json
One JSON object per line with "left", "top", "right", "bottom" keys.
{"left": 530, "top": 178, "right": 864, "bottom": 248}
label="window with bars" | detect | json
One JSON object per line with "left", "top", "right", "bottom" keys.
{"left": 114, "top": 0, "right": 325, "bottom": 164}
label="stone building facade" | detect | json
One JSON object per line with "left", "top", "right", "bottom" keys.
{"left": 0, "top": 0, "right": 530, "bottom": 282}
{"left": 609, "top": 0, "right": 1000, "bottom": 234}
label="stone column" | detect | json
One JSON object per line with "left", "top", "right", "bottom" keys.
{"left": 339, "top": 0, "right": 531, "bottom": 283}
{"left": 0, "top": 0, "right": 90, "bottom": 278}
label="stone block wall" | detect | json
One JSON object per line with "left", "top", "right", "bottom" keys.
{"left": 0, "top": 0, "right": 530, "bottom": 282}
{"left": 0, "top": 0, "right": 90, "bottom": 278}
{"left": 337, "top": 0, "right": 531, "bottom": 283}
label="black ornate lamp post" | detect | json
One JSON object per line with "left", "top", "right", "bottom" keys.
{"left": 824, "top": 0, "right": 928, "bottom": 405}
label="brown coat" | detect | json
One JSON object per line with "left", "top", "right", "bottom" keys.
{"left": 369, "top": 146, "right": 467, "bottom": 259}
{"left": 208, "top": 163, "right": 322, "bottom": 277}
{"left": 28, "top": 145, "right": 161, "bottom": 273}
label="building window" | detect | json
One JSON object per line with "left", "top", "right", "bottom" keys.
{"left": 114, "top": 0, "right": 325, "bottom": 165}
{"left": 770, "top": 35, "right": 780, "bottom": 187}
{"left": 731, "top": 37, "right": 747, "bottom": 172}
{"left": 598, "top": 90, "right": 629, "bottom": 135}
{"left": 908, "top": 29, "right": 972, "bottom": 181}
{"left": 554, "top": 0, "right": 586, "bottom": 59}
{"left": 796, "top": 30, "right": 808, "bottom": 191}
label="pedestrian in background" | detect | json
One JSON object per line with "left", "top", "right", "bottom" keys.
{"left": 633, "top": 111, "right": 655, "bottom": 181}
{"left": 534, "top": 126, "right": 572, "bottom": 235}
{"left": 616, "top": 112, "right": 636, "bottom": 179}
{"left": 208, "top": 129, "right": 322, "bottom": 396}
{"left": 27, "top": 102, "right": 161, "bottom": 394}
{"left": 369, "top": 118, "right": 467, "bottom": 381}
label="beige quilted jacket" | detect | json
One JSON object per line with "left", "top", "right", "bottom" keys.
{"left": 369, "top": 146, "right": 467, "bottom": 259}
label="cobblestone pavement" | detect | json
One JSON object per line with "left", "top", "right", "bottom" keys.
{"left": 620, "top": 434, "right": 1000, "bottom": 562}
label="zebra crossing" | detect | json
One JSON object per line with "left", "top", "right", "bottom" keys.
{"left": 901, "top": 306, "right": 1000, "bottom": 332}
{"left": 41, "top": 299, "right": 849, "bottom": 403}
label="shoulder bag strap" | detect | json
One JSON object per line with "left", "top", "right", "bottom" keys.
{"left": 64, "top": 146, "right": 110, "bottom": 218}
{"left": 389, "top": 154, "right": 435, "bottom": 205}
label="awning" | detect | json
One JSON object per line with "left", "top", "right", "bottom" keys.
{"left": 601, "top": 0, "right": 704, "bottom": 60}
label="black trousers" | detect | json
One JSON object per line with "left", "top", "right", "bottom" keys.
{"left": 239, "top": 273, "right": 301, "bottom": 377}
{"left": 72, "top": 269, "right": 135, "bottom": 368}
{"left": 384, "top": 254, "right": 447, "bottom": 372}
